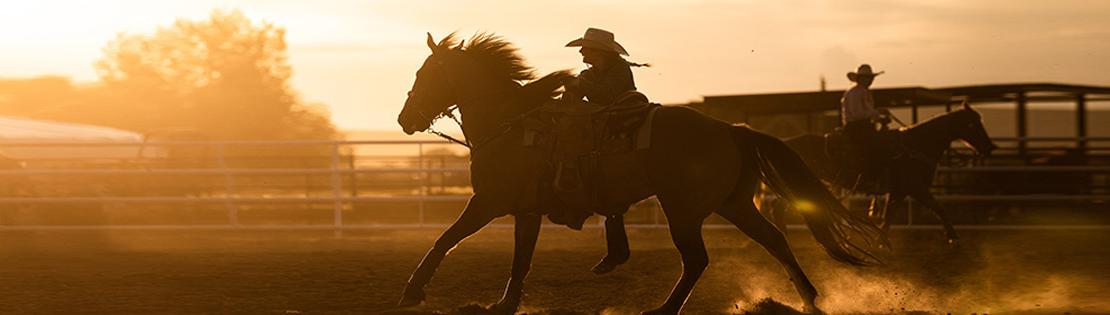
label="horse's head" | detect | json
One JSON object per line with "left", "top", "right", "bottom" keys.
{"left": 954, "top": 102, "right": 998, "bottom": 156}
{"left": 398, "top": 33, "right": 467, "bottom": 135}
{"left": 399, "top": 33, "right": 537, "bottom": 136}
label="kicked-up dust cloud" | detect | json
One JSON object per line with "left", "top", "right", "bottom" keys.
{"left": 723, "top": 231, "right": 1108, "bottom": 314}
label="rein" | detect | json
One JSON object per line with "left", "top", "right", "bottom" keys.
{"left": 886, "top": 113, "right": 908, "bottom": 128}
{"left": 424, "top": 105, "right": 472, "bottom": 149}
{"left": 422, "top": 98, "right": 542, "bottom": 152}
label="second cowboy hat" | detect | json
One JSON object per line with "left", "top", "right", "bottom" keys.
{"left": 565, "top": 27, "right": 629, "bottom": 56}
{"left": 847, "top": 64, "right": 884, "bottom": 82}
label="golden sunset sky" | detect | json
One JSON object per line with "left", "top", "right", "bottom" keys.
{"left": 2, "top": 0, "right": 1108, "bottom": 131}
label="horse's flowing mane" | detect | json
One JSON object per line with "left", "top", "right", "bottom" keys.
{"left": 438, "top": 32, "right": 572, "bottom": 104}
{"left": 437, "top": 32, "right": 536, "bottom": 82}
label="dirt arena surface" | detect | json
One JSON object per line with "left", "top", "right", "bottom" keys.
{"left": 0, "top": 226, "right": 1106, "bottom": 314}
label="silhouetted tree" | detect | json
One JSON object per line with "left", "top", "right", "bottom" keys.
{"left": 92, "top": 9, "right": 336, "bottom": 140}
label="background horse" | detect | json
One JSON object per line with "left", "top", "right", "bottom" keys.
{"left": 775, "top": 106, "right": 997, "bottom": 246}
{"left": 395, "top": 33, "right": 881, "bottom": 314}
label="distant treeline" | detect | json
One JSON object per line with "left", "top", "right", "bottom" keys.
{"left": 0, "top": 10, "right": 336, "bottom": 142}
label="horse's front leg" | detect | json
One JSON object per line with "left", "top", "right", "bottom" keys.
{"left": 644, "top": 218, "right": 708, "bottom": 315}
{"left": 592, "top": 213, "right": 631, "bottom": 274}
{"left": 910, "top": 190, "right": 960, "bottom": 247}
{"left": 398, "top": 196, "right": 498, "bottom": 307}
{"left": 492, "top": 213, "right": 542, "bottom": 314}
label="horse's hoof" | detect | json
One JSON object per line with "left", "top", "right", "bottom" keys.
{"left": 397, "top": 287, "right": 425, "bottom": 307}
{"left": 490, "top": 301, "right": 519, "bottom": 315}
{"left": 640, "top": 307, "right": 677, "bottom": 315}
{"left": 592, "top": 261, "right": 617, "bottom": 274}
{"left": 803, "top": 303, "right": 825, "bottom": 314}
{"left": 591, "top": 257, "right": 627, "bottom": 274}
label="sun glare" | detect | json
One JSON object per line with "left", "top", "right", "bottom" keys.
{"left": 794, "top": 200, "right": 816, "bottom": 212}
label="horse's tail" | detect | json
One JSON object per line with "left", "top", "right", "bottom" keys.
{"left": 732, "top": 125, "right": 885, "bottom": 265}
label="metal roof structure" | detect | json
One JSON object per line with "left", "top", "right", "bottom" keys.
{"left": 696, "top": 83, "right": 1110, "bottom": 115}
{"left": 688, "top": 82, "right": 1110, "bottom": 152}
{"left": 0, "top": 115, "right": 151, "bottom": 160}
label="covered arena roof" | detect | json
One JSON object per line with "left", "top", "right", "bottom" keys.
{"left": 0, "top": 115, "right": 143, "bottom": 143}
{"left": 0, "top": 115, "right": 152, "bottom": 160}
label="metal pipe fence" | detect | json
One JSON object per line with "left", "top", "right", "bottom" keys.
{"left": 0, "top": 138, "right": 1105, "bottom": 231}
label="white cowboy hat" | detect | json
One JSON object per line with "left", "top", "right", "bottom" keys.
{"left": 565, "top": 27, "right": 629, "bottom": 56}
{"left": 847, "top": 64, "right": 884, "bottom": 82}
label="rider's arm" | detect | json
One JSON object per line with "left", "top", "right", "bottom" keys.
{"left": 576, "top": 64, "right": 636, "bottom": 104}
{"left": 561, "top": 74, "right": 585, "bottom": 101}
{"left": 859, "top": 89, "right": 882, "bottom": 120}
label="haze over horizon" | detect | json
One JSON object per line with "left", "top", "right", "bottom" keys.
{"left": 3, "top": 0, "right": 1108, "bottom": 131}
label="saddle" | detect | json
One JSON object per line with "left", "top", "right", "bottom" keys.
{"left": 520, "top": 91, "right": 659, "bottom": 229}
{"left": 822, "top": 130, "right": 853, "bottom": 162}
{"left": 822, "top": 128, "right": 903, "bottom": 192}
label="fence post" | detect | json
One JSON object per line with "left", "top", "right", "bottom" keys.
{"left": 906, "top": 199, "right": 914, "bottom": 226}
{"left": 331, "top": 142, "right": 343, "bottom": 237}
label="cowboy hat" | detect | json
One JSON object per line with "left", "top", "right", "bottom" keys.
{"left": 847, "top": 64, "right": 884, "bottom": 82}
{"left": 565, "top": 27, "right": 629, "bottom": 56}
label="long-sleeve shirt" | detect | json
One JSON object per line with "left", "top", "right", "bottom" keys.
{"left": 575, "top": 60, "right": 636, "bottom": 105}
{"left": 841, "top": 84, "right": 880, "bottom": 125}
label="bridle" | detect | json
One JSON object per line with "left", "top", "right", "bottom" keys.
{"left": 407, "top": 53, "right": 523, "bottom": 151}
{"left": 408, "top": 55, "right": 474, "bottom": 149}
{"left": 418, "top": 104, "right": 471, "bottom": 148}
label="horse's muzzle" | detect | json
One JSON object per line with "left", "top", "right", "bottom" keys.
{"left": 400, "top": 122, "right": 425, "bottom": 135}
{"left": 398, "top": 112, "right": 426, "bottom": 135}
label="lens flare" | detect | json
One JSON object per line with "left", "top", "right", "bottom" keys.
{"left": 794, "top": 200, "right": 816, "bottom": 212}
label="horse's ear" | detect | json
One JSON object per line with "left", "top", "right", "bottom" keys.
{"left": 962, "top": 100, "right": 971, "bottom": 110}
{"left": 426, "top": 33, "right": 440, "bottom": 53}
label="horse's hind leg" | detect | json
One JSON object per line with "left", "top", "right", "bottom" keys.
{"left": 492, "top": 213, "right": 542, "bottom": 313}
{"left": 717, "top": 198, "right": 819, "bottom": 313}
{"left": 398, "top": 195, "right": 499, "bottom": 307}
{"left": 592, "top": 213, "right": 631, "bottom": 274}
{"left": 880, "top": 193, "right": 907, "bottom": 234}
{"left": 873, "top": 193, "right": 907, "bottom": 249}
{"left": 909, "top": 190, "right": 960, "bottom": 247}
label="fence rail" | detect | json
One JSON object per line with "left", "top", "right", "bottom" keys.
{"left": 0, "top": 138, "right": 1106, "bottom": 231}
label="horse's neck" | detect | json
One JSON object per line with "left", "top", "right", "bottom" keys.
{"left": 902, "top": 116, "right": 961, "bottom": 160}
{"left": 457, "top": 80, "right": 524, "bottom": 141}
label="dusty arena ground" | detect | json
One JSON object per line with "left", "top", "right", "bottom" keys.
{"left": 0, "top": 225, "right": 1107, "bottom": 314}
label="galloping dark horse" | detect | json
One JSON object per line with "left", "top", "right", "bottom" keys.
{"left": 396, "top": 33, "right": 881, "bottom": 314}
{"left": 775, "top": 106, "right": 997, "bottom": 245}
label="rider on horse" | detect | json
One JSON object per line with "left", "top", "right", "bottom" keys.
{"left": 841, "top": 64, "right": 895, "bottom": 189}
{"left": 547, "top": 27, "right": 649, "bottom": 229}
{"left": 561, "top": 27, "right": 648, "bottom": 106}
